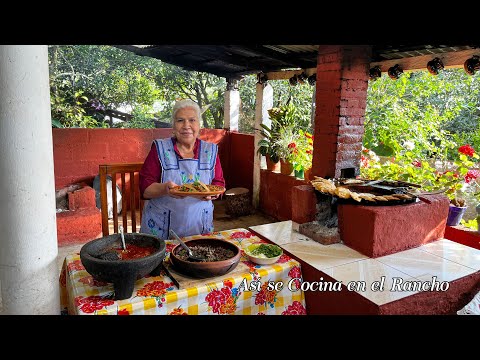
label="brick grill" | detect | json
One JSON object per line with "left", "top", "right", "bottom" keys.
{"left": 299, "top": 45, "right": 372, "bottom": 245}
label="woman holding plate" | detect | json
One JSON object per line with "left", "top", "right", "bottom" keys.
{"left": 139, "top": 99, "right": 225, "bottom": 239}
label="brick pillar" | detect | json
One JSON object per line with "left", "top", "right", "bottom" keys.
{"left": 312, "top": 45, "right": 372, "bottom": 179}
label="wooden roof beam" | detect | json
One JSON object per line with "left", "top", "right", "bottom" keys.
{"left": 264, "top": 68, "right": 317, "bottom": 80}
{"left": 370, "top": 49, "right": 480, "bottom": 73}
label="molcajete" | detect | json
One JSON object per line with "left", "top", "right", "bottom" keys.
{"left": 170, "top": 238, "right": 241, "bottom": 278}
{"left": 80, "top": 233, "right": 166, "bottom": 300}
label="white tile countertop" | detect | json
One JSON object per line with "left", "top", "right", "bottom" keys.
{"left": 249, "top": 221, "right": 480, "bottom": 306}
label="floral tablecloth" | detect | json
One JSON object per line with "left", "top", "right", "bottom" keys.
{"left": 60, "top": 228, "right": 306, "bottom": 315}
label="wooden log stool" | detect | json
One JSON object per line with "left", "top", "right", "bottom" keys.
{"left": 224, "top": 187, "right": 254, "bottom": 217}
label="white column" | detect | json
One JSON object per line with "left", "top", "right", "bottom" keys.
{"left": 253, "top": 82, "right": 273, "bottom": 208}
{"left": 0, "top": 46, "right": 59, "bottom": 314}
{"left": 223, "top": 79, "right": 240, "bottom": 132}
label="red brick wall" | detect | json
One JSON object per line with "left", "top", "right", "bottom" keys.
{"left": 228, "top": 132, "right": 254, "bottom": 192}
{"left": 312, "top": 45, "right": 371, "bottom": 179}
{"left": 53, "top": 128, "right": 230, "bottom": 189}
{"left": 260, "top": 170, "right": 308, "bottom": 220}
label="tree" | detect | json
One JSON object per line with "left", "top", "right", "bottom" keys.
{"left": 365, "top": 69, "right": 480, "bottom": 161}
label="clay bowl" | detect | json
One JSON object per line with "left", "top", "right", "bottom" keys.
{"left": 80, "top": 233, "right": 166, "bottom": 300}
{"left": 169, "top": 238, "right": 241, "bottom": 278}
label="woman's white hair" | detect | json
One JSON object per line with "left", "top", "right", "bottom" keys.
{"left": 171, "top": 99, "right": 202, "bottom": 127}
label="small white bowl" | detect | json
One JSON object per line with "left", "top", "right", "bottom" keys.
{"left": 244, "top": 244, "right": 283, "bottom": 265}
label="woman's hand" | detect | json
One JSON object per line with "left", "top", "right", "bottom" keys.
{"left": 165, "top": 181, "right": 184, "bottom": 199}
{"left": 202, "top": 194, "right": 220, "bottom": 201}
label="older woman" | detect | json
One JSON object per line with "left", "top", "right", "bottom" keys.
{"left": 139, "top": 99, "right": 225, "bottom": 239}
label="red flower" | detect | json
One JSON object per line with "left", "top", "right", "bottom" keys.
{"left": 288, "top": 142, "right": 296, "bottom": 149}
{"left": 306, "top": 150, "right": 313, "bottom": 155}
{"left": 75, "top": 295, "right": 114, "bottom": 314}
{"left": 412, "top": 160, "right": 422, "bottom": 168}
{"left": 205, "top": 286, "right": 234, "bottom": 314}
{"left": 137, "top": 281, "right": 174, "bottom": 297}
{"left": 282, "top": 301, "right": 307, "bottom": 315}
{"left": 117, "top": 308, "right": 130, "bottom": 315}
{"left": 459, "top": 144, "right": 475, "bottom": 157}
{"left": 229, "top": 231, "right": 253, "bottom": 239}
{"left": 288, "top": 266, "right": 302, "bottom": 290}
{"left": 255, "top": 282, "right": 277, "bottom": 305}
{"left": 288, "top": 266, "right": 301, "bottom": 279}
{"left": 361, "top": 155, "right": 369, "bottom": 168}
{"left": 464, "top": 169, "right": 480, "bottom": 184}
{"left": 277, "top": 254, "right": 292, "bottom": 263}
{"left": 169, "top": 307, "right": 188, "bottom": 315}
{"left": 223, "top": 279, "right": 233, "bottom": 289}
{"left": 67, "top": 260, "right": 85, "bottom": 272}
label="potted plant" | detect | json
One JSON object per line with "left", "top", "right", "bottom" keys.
{"left": 257, "top": 101, "right": 298, "bottom": 173}
{"left": 257, "top": 125, "right": 281, "bottom": 171}
{"left": 274, "top": 127, "right": 299, "bottom": 176}
{"left": 290, "top": 130, "right": 314, "bottom": 180}
{"left": 447, "top": 197, "right": 467, "bottom": 226}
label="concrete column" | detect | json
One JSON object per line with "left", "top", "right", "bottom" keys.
{"left": 223, "top": 78, "right": 240, "bottom": 132}
{"left": 0, "top": 45, "right": 59, "bottom": 314}
{"left": 253, "top": 81, "right": 273, "bottom": 208}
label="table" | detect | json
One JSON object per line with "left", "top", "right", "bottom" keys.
{"left": 60, "top": 228, "right": 306, "bottom": 315}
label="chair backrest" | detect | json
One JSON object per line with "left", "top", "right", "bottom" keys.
{"left": 99, "top": 162, "right": 144, "bottom": 236}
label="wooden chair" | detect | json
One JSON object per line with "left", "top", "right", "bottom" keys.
{"left": 99, "top": 162, "right": 145, "bottom": 236}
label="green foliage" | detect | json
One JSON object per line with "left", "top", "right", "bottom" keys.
{"left": 365, "top": 69, "right": 480, "bottom": 160}
{"left": 238, "top": 75, "right": 314, "bottom": 134}
{"left": 126, "top": 105, "right": 156, "bottom": 129}
{"left": 50, "top": 89, "right": 108, "bottom": 128}
{"left": 360, "top": 145, "right": 480, "bottom": 204}
{"left": 291, "top": 130, "right": 313, "bottom": 171}
{"left": 48, "top": 45, "right": 228, "bottom": 129}
{"left": 460, "top": 217, "right": 478, "bottom": 230}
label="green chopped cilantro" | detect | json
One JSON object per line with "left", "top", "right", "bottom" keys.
{"left": 250, "top": 244, "right": 282, "bottom": 258}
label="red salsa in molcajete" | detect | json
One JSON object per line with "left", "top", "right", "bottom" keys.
{"left": 115, "top": 244, "right": 157, "bottom": 260}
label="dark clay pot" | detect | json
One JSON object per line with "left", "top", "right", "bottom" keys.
{"left": 170, "top": 238, "right": 241, "bottom": 278}
{"left": 80, "top": 233, "right": 166, "bottom": 300}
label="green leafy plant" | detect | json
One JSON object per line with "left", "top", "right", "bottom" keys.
{"left": 460, "top": 217, "right": 478, "bottom": 230}
{"left": 360, "top": 144, "right": 480, "bottom": 205}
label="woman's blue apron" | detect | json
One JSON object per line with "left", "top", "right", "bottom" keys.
{"left": 140, "top": 138, "right": 218, "bottom": 240}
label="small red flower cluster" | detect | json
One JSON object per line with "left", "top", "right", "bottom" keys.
{"left": 459, "top": 144, "right": 475, "bottom": 157}
{"left": 67, "top": 260, "right": 85, "bottom": 272}
{"left": 205, "top": 286, "right": 237, "bottom": 314}
{"left": 75, "top": 295, "right": 114, "bottom": 313}
{"left": 137, "top": 280, "right": 174, "bottom": 297}
{"left": 255, "top": 282, "right": 278, "bottom": 306}
{"left": 288, "top": 266, "right": 302, "bottom": 290}
{"left": 465, "top": 169, "right": 480, "bottom": 184}
{"left": 229, "top": 231, "right": 253, "bottom": 239}
{"left": 281, "top": 300, "right": 307, "bottom": 315}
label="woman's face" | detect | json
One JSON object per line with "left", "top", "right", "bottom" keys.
{"left": 173, "top": 107, "right": 200, "bottom": 144}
